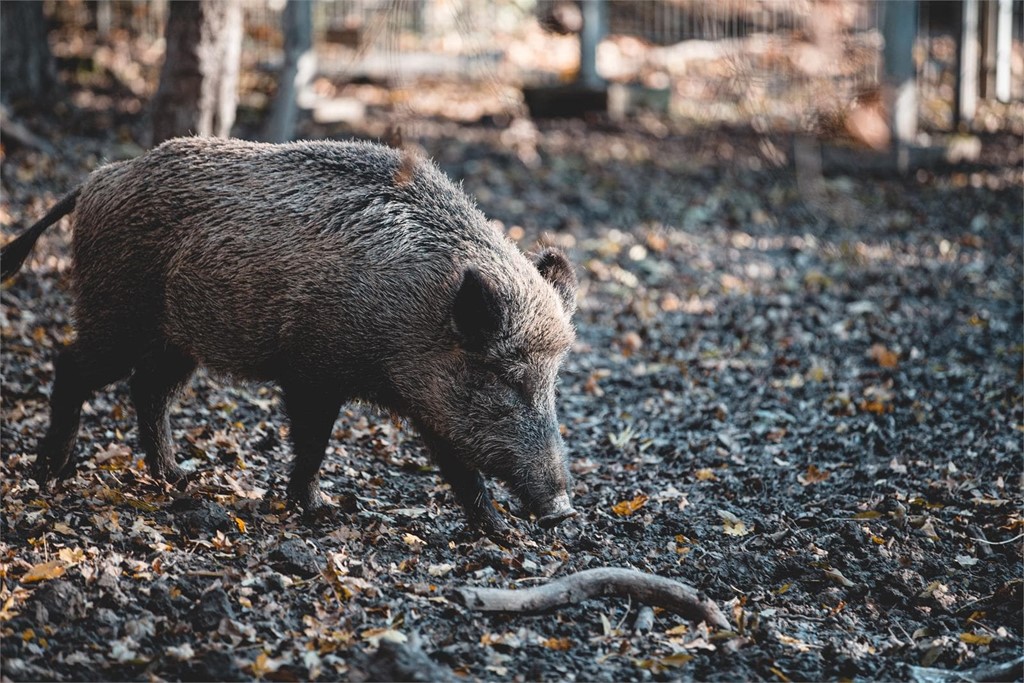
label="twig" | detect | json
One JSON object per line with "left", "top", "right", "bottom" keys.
{"left": 972, "top": 532, "right": 1023, "bottom": 546}
{"left": 968, "top": 524, "right": 995, "bottom": 557}
{"left": 633, "top": 605, "right": 655, "bottom": 634}
{"left": 450, "top": 567, "right": 729, "bottom": 629}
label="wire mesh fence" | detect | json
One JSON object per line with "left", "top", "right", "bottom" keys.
{"left": 41, "top": 0, "right": 1024, "bottom": 135}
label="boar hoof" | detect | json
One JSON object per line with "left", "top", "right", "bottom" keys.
{"left": 474, "top": 513, "right": 524, "bottom": 546}
{"left": 301, "top": 503, "right": 337, "bottom": 525}
{"left": 158, "top": 464, "right": 191, "bottom": 488}
{"left": 289, "top": 492, "right": 337, "bottom": 525}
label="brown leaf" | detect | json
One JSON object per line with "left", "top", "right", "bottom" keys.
{"left": 868, "top": 343, "right": 899, "bottom": 368}
{"left": 21, "top": 560, "right": 66, "bottom": 584}
{"left": 540, "top": 637, "right": 572, "bottom": 650}
{"left": 612, "top": 494, "right": 648, "bottom": 516}
{"left": 797, "top": 464, "right": 829, "bottom": 485}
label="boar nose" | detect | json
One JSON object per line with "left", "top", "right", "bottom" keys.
{"left": 535, "top": 491, "right": 577, "bottom": 528}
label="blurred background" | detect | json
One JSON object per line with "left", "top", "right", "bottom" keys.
{"left": 2, "top": 1, "right": 1022, "bottom": 153}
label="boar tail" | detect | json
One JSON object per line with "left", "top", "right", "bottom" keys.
{"left": 1, "top": 188, "right": 80, "bottom": 281}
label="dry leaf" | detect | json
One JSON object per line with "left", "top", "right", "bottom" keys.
{"left": 718, "top": 510, "right": 749, "bottom": 536}
{"left": 823, "top": 568, "right": 855, "bottom": 587}
{"left": 52, "top": 522, "right": 75, "bottom": 536}
{"left": 361, "top": 628, "right": 406, "bottom": 646}
{"left": 540, "top": 637, "right": 572, "bottom": 650}
{"left": 868, "top": 343, "right": 899, "bottom": 368}
{"left": 695, "top": 468, "right": 717, "bottom": 481}
{"left": 959, "top": 632, "right": 993, "bottom": 646}
{"left": 57, "top": 547, "right": 85, "bottom": 565}
{"left": 797, "top": 464, "right": 829, "bottom": 485}
{"left": 21, "top": 560, "right": 66, "bottom": 584}
{"left": 612, "top": 494, "right": 648, "bottom": 516}
{"left": 402, "top": 533, "right": 425, "bottom": 549}
{"left": 635, "top": 652, "right": 693, "bottom": 672}
{"left": 427, "top": 563, "right": 453, "bottom": 577}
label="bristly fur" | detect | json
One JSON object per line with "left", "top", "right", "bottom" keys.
{"left": 19, "top": 137, "right": 579, "bottom": 533}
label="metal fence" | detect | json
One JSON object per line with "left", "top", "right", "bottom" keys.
{"left": 43, "top": 0, "right": 1024, "bottom": 134}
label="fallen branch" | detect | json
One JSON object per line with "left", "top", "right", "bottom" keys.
{"left": 908, "top": 655, "right": 1024, "bottom": 683}
{"left": 450, "top": 567, "right": 729, "bottom": 630}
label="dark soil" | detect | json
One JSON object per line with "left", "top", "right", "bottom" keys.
{"left": 2, "top": 90, "right": 1022, "bottom": 682}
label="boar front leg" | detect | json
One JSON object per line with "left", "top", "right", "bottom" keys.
{"left": 423, "top": 438, "right": 514, "bottom": 541}
{"left": 282, "top": 383, "right": 344, "bottom": 520}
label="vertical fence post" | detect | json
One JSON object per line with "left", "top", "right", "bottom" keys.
{"left": 956, "top": 0, "right": 980, "bottom": 127}
{"left": 579, "top": 0, "right": 607, "bottom": 89}
{"left": 883, "top": 0, "right": 918, "bottom": 171}
{"left": 995, "top": 0, "right": 1013, "bottom": 103}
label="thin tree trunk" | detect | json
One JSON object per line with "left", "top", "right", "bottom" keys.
{"left": 151, "top": 0, "right": 243, "bottom": 145}
{"left": 0, "top": 2, "right": 58, "bottom": 106}
{"left": 263, "top": 0, "right": 316, "bottom": 143}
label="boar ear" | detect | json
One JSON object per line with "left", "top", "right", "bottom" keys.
{"left": 453, "top": 267, "right": 504, "bottom": 351}
{"left": 535, "top": 247, "right": 577, "bottom": 315}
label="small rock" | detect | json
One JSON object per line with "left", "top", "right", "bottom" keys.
{"left": 172, "top": 498, "right": 234, "bottom": 537}
{"left": 189, "top": 588, "right": 234, "bottom": 633}
{"left": 269, "top": 539, "right": 319, "bottom": 578}
{"left": 29, "top": 580, "right": 87, "bottom": 624}
{"left": 182, "top": 649, "right": 246, "bottom": 682}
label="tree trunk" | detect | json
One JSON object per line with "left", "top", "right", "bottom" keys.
{"left": 151, "top": 0, "right": 243, "bottom": 145}
{"left": 0, "top": 2, "right": 58, "bottom": 107}
{"left": 262, "top": 0, "right": 316, "bottom": 143}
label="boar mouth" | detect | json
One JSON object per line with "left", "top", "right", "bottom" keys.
{"left": 533, "top": 492, "right": 577, "bottom": 528}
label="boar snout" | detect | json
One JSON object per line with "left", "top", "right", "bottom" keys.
{"left": 534, "top": 491, "right": 577, "bottom": 528}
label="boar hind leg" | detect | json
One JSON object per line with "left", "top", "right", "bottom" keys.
{"left": 282, "top": 384, "right": 343, "bottom": 519}
{"left": 129, "top": 346, "right": 196, "bottom": 484}
{"left": 34, "top": 344, "right": 131, "bottom": 482}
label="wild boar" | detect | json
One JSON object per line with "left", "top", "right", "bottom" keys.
{"left": 1, "top": 137, "right": 579, "bottom": 537}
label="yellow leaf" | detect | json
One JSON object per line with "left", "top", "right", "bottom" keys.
{"left": 540, "top": 637, "right": 572, "bottom": 650}
{"left": 57, "top": 547, "right": 84, "bottom": 565}
{"left": 21, "top": 560, "right": 66, "bottom": 584}
{"left": 660, "top": 653, "right": 693, "bottom": 667}
{"left": 723, "top": 519, "right": 748, "bottom": 536}
{"left": 959, "top": 632, "right": 993, "bottom": 646}
{"left": 665, "top": 624, "right": 689, "bottom": 635}
{"left": 235, "top": 517, "right": 247, "bottom": 534}
{"left": 249, "top": 651, "right": 281, "bottom": 678}
{"left": 858, "top": 399, "right": 891, "bottom": 415}
{"left": 612, "top": 494, "right": 648, "bottom": 517}
{"left": 718, "top": 509, "right": 749, "bottom": 536}
{"left": 776, "top": 583, "right": 792, "bottom": 595}
{"left": 695, "top": 468, "right": 717, "bottom": 481}
{"left": 402, "top": 533, "right": 425, "bottom": 549}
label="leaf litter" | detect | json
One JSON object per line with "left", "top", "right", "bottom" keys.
{"left": 1, "top": 62, "right": 1022, "bottom": 683}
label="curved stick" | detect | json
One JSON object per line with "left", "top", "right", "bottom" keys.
{"left": 450, "top": 567, "right": 730, "bottom": 630}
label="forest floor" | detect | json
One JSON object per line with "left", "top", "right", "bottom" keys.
{"left": 2, "top": 69, "right": 1023, "bottom": 681}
